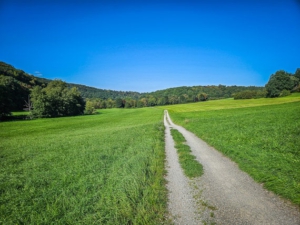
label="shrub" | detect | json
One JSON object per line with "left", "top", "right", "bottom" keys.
{"left": 280, "top": 89, "right": 291, "bottom": 97}
{"left": 233, "top": 90, "right": 257, "bottom": 99}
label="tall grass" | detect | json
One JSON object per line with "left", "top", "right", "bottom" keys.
{"left": 0, "top": 108, "right": 168, "bottom": 224}
{"left": 165, "top": 95, "right": 300, "bottom": 206}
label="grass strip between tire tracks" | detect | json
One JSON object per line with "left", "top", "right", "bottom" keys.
{"left": 171, "top": 129, "right": 203, "bottom": 178}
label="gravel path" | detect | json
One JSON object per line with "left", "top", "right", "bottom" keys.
{"left": 164, "top": 110, "right": 300, "bottom": 225}
{"left": 164, "top": 110, "right": 202, "bottom": 225}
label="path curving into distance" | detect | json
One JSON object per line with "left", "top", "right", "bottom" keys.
{"left": 164, "top": 110, "right": 300, "bottom": 225}
{"left": 164, "top": 111, "right": 201, "bottom": 224}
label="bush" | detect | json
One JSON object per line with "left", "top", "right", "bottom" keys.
{"left": 84, "top": 100, "right": 96, "bottom": 114}
{"left": 280, "top": 89, "right": 291, "bottom": 97}
{"left": 233, "top": 90, "right": 257, "bottom": 99}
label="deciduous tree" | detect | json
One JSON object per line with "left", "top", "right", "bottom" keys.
{"left": 265, "top": 70, "right": 294, "bottom": 97}
{"left": 30, "top": 80, "right": 85, "bottom": 117}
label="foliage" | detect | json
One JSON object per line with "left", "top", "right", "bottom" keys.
{"left": 67, "top": 83, "right": 141, "bottom": 100}
{"left": 30, "top": 80, "right": 85, "bottom": 118}
{"left": 0, "top": 75, "right": 29, "bottom": 118}
{"left": 1, "top": 61, "right": 268, "bottom": 112}
{"left": 84, "top": 100, "right": 96, "bottom": 114}
{"left": 0, "top": 61, "right": 47, "bottom": 88}
{"left": 265, "top": 70, "right": 295, "bottom": 97}
{"left": 280, "top": 89, "right": 291, "bottom": 97}
{"left": 171, "top": 129, "right": 203, "bottom": 178}
{"left": 294, "top": 68, "right": 300, "bottom": 80}
{"left": 166, "top": 96, "right": 300, "bottom": 206}
{"left": 3, "top": 61, "right": 299, "bottom": 111}
{"left": 0, "top": 108, "right": 168, "bottom": 224}
{"left": 198, "top": 92, "right": 208, "bottom": 101}
{"left": 0, "top": 78, "right": 13, "bottom": 117}
{"left": 0, "top": 62, "right": 47, "bottom": 117}
{"left": 67, "top": 83, "right": 265, "bottom": 103}
{"left": 233, "top": 90, "right": 258, "bottom": 99}
{"left": 233, "top": 90, "right": 267, "bottom": 99}
{"left": 291, "top": 69, "right": 300, "bottom": 92}
{"left": 142, "top": 85, "right": 264, "bottom": 105}
{"left": 115, "top": 98, "right": 124, "bottom": 108}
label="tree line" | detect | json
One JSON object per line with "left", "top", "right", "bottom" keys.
{"left": 84, "top": 85, "right": 267, "bottom": 111}
{"left": 233, "top": 69, "right": 300, "bottom": 99}
{"left": 1, "top": 61, "right": 299, "bottom": 118}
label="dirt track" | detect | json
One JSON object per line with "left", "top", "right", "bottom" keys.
{"left": 164, "top": 110, "right": 300, "bottom": 225}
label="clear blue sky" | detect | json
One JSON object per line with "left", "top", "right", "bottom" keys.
{"left": 1, "top": 0, "right": 299, "bottom": 92}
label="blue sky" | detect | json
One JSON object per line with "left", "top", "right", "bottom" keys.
{"left": 1, "top": 0, "right": 299, "bottom": 92}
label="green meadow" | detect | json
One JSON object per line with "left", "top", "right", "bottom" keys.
{"left": 0, "top": 108, "right": 168, "bottom": 224}
{"left": 162, "top": 93, "right": 300, "bottom": 113}
{"left": 1, "top": 93, "right": 300, "bottom": 225}
{"left": 161, "top": 93, "right": 300, "bottom": 206}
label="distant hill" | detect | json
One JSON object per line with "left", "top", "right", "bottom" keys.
{"left": 1, "top": 61, "right": 264, "bottom": 101}
{"left": 0, "top": 61, "right": 49, "bottom": 88}
{"left": 144, "top": 85, "right": 264, "bottom": 101}
{"left": 0, "top": 61, "right": 142, "bottom": 100}
{"left": 66, "top": 83, "right": 141, "bottom": 100}
{"left": 0, "top": 61, "right": 265, "bottom": 111}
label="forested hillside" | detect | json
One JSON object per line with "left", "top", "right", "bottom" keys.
{"left": 1, "top": 61, "right": 265, "bottom": 102}
{"left": 144, "top": 85, "right": 264, "bottom": 102}
{"left": 2, "top": 61, "right": 298, "bottom": 117}
{"left": 0, "top": 62, "right": 142, "bottom": 100}
{"left": 0, "top": 61, "right": 48, "bottom": 88}
{"left": 67, "top": 83, "right": 141, "bottom": 99}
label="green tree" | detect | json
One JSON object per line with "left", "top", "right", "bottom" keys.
{"left": 65, "top": 87, "right": 86, "bottom": 116}
{"left": 198, "top": 92, "right": 208, "bottom": 101}
{"left": 0, "top": 75, "right": 29, "bottom": 117}
{"left": 294, "top": 68, "right": 300, "bottom": 80}
{"left": 265, "top": 70, "right": 294, "bottom": 97}
{"left": 30, "top": 80, "right": 85, "bottom": 118}
{"left": 84, "top": 100, "right": 96, "bottom": 114}
{"left": 280, "top": 89, "right": 291, "bottom": 97}
{"left": 124, "top": 100, "right": 131, "bottom": 108}
{"left": 290, "top": 69, "right": 299, "bottom": 92}
{"left": 0, "top": 82, "right": 13, "bottom": 117}
{"left": 30, "top": 86, "right": 48, "bottom": 117}
{"left": 157, "top": 96, "right": 167, "bottom": 105}
{"left": 139, "top": 98, "right": 148, "bottom": 107}
{"left": 106, "top": 98, "right": 115, "bottom": 108}
{"left": 290, "top": 76, "right": 299, "bottom": 92}
{"left": 148, "top": 96, "right": 157, "bottom": 106}
{"left": 115, "top": 98, "right": 124, "bottom": 108}
{"left": 100, "top": 99, "right": 107, "bottom": 109}
{"left": 233, "top": 90, "right": 257, "bottom": 99}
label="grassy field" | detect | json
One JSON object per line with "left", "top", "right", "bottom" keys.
{"left": 0, "top": 108, "right": 168, "bottom": 224}
{"left": 11, "top": 111, "right": 29, "bottom": 116}
{"left": 162, "top": 92, "right": 300, "bottom": 113}
{"left": 160, "top": 94, "right": 300, "bottom": 206}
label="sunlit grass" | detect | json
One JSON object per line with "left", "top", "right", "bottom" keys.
{"left": 0, "top": 108, "right": 168, "bottom": 224}
{"left": 159, "top": 93, "right": 300, "bottom": 113}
